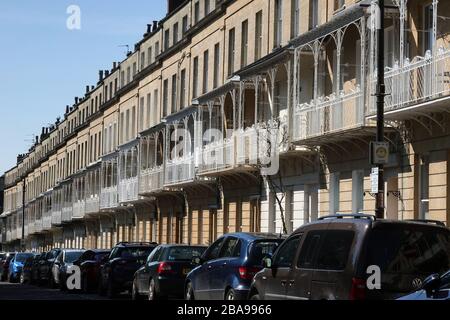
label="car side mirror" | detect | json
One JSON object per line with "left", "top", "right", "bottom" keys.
{"left": 263, "top": 257, "right": 273, "bottom": 269}
{"left": 191, "top": 256, "right": 202, "bottom": 266}
{"left": 422, "top": 273, "right": 441, "bottom": 296}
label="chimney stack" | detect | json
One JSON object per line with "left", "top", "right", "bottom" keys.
{"left": 147, "top": 24, "right": 152, "bottom": 34}
{"left": 86, "top": 85, "right": 90, "bottom": 93}
{"left": 113, "top": 62, "right": 117, "bottom": 69}
{"left": 99, "top": 70, "right": 104, "bottom": 82}
{"left": 152, "top": 20, "right": 158, "bottom": 32}
{"left": 105, "top": 70, "right": 110, "bottom": 77}
{"left": 91, "top": 85, "right": 95, "bottom": 91}
{"left": 65, "top": 105, "right": 70, "bottom": 114}
{"left": 75, "top": 97, "right": 79, "bottom": 104}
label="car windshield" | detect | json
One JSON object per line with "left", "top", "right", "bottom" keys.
{"left": 118, "top": 247, "right": 153, "bottom": 259}
{"left": 15, "top": 253, "right": 34, "bottom": 263}
{"left": 64, "top": 251, "right": 84, "bottom": 263}
{"left": 367, "top": 226, "right": 449, "bottom": 275}
{"left": 248, "top": 240, "right": 284, "bottom": 266}
{"left": 166, "top": 247, "right": 206, "bottom": 261}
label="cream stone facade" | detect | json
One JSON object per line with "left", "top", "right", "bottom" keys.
{"left": 1, "top": 0, "right": 449, "bottom": 251}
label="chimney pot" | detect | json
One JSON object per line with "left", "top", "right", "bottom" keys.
{"left": 105, "top": 70, "right": 110, "bottom": 77}
{"left": 152, "top": 20, "right": 158, "bottom": 31}
{"left": 113, "top": 62, "right": 117, "bottom": 69}
{"left": 86, "top": 85, "right": 90, "bottom": 93}
{"left": 75, "top": 97, "right": 79, "bottom": 104}
{"left": 99, "top": 70, "right": 104, "bottom": 81}
{"left": 91, "top": 85, "right": 95, "bottom": 90}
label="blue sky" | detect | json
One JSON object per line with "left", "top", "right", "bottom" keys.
{"left": 0, "top": 0, "right": 166, "bottom": 174}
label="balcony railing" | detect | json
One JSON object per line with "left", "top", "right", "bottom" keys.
{"left": 62, "top": 205, "right": 73, "bottom": 222}
{"left": 165, "top": 155, "right": 195, "bottom": 186}
{"left": 198, "top": 138, "right": 235, "bottom": 174}
{"left": 370, "top": 47, "right": 450, "bottom": 114}
{"left": 43, "top": 213, "right": 52, "bottom": 230}
{"left": 100, "top": 186, "right": 119, "bottom": 209}
{"left": 52, "top": 207, "right": 62, "bottom": 226}
{"left": 73, "top": 200, "right": 85, "bottom": 219}
{"left": 35, "top": 218, "right": 43, "bottom": 233}
{"left": 293, "top": 88, "right": 363, "bottom": 142}
{"left": 28, "top": 221, "right": 35, "bottom": 235}
{"left": 119, "top": 177, "right": 139, "bottom": 203}
{"left": 139, "top": 166, "right": 164, "bottom": 194}
{"left": 85, "top": 195, "right": 100, "bottom": 214}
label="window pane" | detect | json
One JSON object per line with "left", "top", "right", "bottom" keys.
{"left": 274, "top": 235, "right": 301, "bottom": 267}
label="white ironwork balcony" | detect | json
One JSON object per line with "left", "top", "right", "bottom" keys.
{"left": 119, "top": 177, "right": 139, "bottom": 203}
{"left": 85, "top": 195, "right": 100, "bottom": 214}
{"left": 35, "top": 218, "right": 43, "bottom": 233}
{"left": 6, "top": 230, "right": 11, "bottom": 242}
{"left": 165, "top": 155, "right": 195, "bottom": 186}
{"left": 370, "top": 48, "right": 450, "bottom": 114}
{"left": 24, "top": 223, "right": 28, "bottom": 237}
{"left": 198, "top": 138, "right": 235, "bottom": 174}
{"left": 62, "top": 205, "right": 73, "bottom": 222}
{"left": 100, "top": 186, "right": 119, "bottom": 209}
{"left": 293, "top": 88, "right": 363, "bottom": 142}
{"left": 52, "top": 207, "right": 62, "bottom": 226}
{"left": 28, "top": 221, "right": 35, "bottom": 235}
{"left": 72, "top": 200, "right": 85, "bottom": 219}
{"left": 139, "top": 166, "right": 164, "bottom": 194}
{"left": 43, "top": 213, "right": 52, "bottom": 230}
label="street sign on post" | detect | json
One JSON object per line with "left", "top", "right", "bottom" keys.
{"left": 371, "top": 167, "right": 379, "bottom": 194}
{"left": 370, "top": 141, "right": 389, "bottom": 165}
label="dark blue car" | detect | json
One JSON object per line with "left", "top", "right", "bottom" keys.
{"left": 185, "top": 233, "right": 285, "bottom": 300}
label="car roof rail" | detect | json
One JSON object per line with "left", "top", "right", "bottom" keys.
{"left": 318, "top": 213, "right": 377, "bottom": 221}
{"left": 115, "top": 241, "right": 158, "bottom": 246}
{"left": 405, "top": 219, "right": 446, "bottom": 227}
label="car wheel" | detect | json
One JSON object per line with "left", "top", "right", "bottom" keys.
{"left": 20, "top": 273, "right": 25, "bottom": 284}
{"left": 132, "top": 280, "right": 142, "bottom": 301}
{"left": 148, "top": 279, "right": 159, "bottom": 300}
{"left": 185, "top": 282, "right": 195, "bottom": 300}
{"left": 250, "top": 292, "right": 261, "bottom": 300}
{"left": 106, "top": 279, "right": 116, "bottom": 299}
{"left": 225, "top": 288, "right": 236, "bottom": 301}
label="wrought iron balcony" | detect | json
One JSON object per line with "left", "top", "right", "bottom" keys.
{"left": 293, "top": 88, "right": 363, "bottom": 142}
{"left": 139, "top": 165, "right": 164, "bottom": 194}
{"left": 100, "top": 186, "right": 119, "bottom": 209}
{"left": 118, "top": 176, "right": 140, "bottom": 203}
{"left": 72, "top": 200, "right": 85, "bottom": 219}
{"left": 165, "top": 155, "right": 195, "bottom": 186}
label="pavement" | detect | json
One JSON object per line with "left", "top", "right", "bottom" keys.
{"left": 0, "top": 281, "right": 128, "bottom": 300}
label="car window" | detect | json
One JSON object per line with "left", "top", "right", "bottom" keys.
{"left": 64, "top": 251, "right": 84, "bottom": 263}
{"left": 367, "top": 226, "right": 450, "bottom": 275}
{"left": 203, "top": 237, "right": 226, "bottom": 261}
{"left": 248, "top": 240, "right": 284, "bottom": 266}
{"left": 315, "top": 230, "right": 354, "bottom": 270}
{"left": 149, "top": 247, "right": 163, "bottom": 263}
{"left": 297, "top": 231, "right": 322, "bottom": 269}
{"left": 220, "top": 237, "right": 240, "bottom": 258}
{"left": 274, "top": 235, "right": 301, "bottom": 268}
{"left": 166, "top": 247, "right": 207, "bottom": 261}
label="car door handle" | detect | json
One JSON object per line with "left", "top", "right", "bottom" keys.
{"left": 289, "top": 280, "right": 295, "bottom": 287}
{"left": 222, "top": 262, "right": 227, "bottom": 267}
{"left": 207, "top": 265, "right": 212, "bottom": 270}
{"left": 281, "top": 280, "right": 287, "bottom": 286}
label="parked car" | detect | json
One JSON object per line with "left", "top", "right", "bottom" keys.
{"left": 8, "top": 252, "right": 35, "bottom": 283}
{"left": 0, "top": 253, "right": 15, "bottom": 281}
{"left": 20, "top": 254, "right": 39, "bottom": 284}
{"left": 185, "top": 233, "right": 285, "bottom": 300}
{"left": 50, "top": 249, "right": 85, "bottom": 290}
{"left": 31, "top": 252, "right": 46, "bottom": 284}
{"left": 0, "top": 253, "right": 8, "bottom": 281}
{"left": 398, "top": 270, "right": 450, "bottom": 300}
{"left": 38, "top": 248, "right": 61, "bottom": 286}
{"left": 133, "top": 244, "right": 207, "bottom": 300}
{"left": 98, "top": 242, "right": 158, "bottom": 298}
{"left": 74, "top": 249, "right": 110, "bottom": 293}
{"left": 249, "top": 214, "right": 450, "bottom": 300}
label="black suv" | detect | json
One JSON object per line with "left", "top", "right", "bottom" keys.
{"left": 38, "top": 249, "right": 61, "bottom": 286}
{"left": 249, "top": 214, "right": 450, "bottom": 300}
{"left": 98, "top": 242, "right": 158, "bottom": 298}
